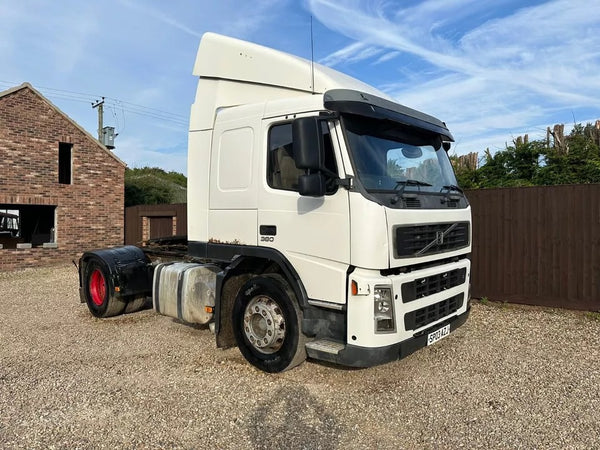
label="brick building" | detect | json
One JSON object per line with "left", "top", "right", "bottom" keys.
{"left": 0, "top": 83, "right": 126, "bottom": 271}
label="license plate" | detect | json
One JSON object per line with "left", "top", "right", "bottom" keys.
{"left": 427, "top": 324, "right": 450, "bottom": 346}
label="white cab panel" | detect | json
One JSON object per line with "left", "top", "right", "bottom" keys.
{"left": 216, "top": 127, "right": 254, "bottom": 192}
{"left": 207, "top": 108, "right": 260, "bottom": 243}
{"left": 187, "top": 130, "right": 212, "bottom": 242}
{"left": 258, "top": 192, "right": 350, "bottom": 303}
{"left": 190, "top": 79, "right": 307, "bottom": 131}
{"left": 208, "top": 210, "right": 257, "bottom": 245}
{"left": 286, "top": 253, "right": 348, "bottom": 305}
{"left": 209, "top": 108, "right": 261, "bottom": 210}
{"left": 349, "top": 192, "right": 389, "bottom": 269}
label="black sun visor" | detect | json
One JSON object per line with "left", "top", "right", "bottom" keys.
{"left": 323, "top": 89, "right": 454, "bottom": 142}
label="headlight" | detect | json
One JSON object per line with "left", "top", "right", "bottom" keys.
{"left": 374, "top": 287, "right": 395, "bottom": 333}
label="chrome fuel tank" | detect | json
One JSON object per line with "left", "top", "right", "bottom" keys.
{"left": 153, "top": 262, "right": 220, "bottom": 325}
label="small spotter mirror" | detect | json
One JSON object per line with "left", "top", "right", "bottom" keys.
{"left": 401, "top": 146, "right": 423, "bottom": 159}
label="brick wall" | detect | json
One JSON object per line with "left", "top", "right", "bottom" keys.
{"left": 0, "top": 85, "right": 125, "bottom": 271}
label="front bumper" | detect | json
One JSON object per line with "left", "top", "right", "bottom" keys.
{"left": 306, "top": 306, "right": 470, "bottom": 368}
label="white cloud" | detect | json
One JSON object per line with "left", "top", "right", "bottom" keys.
{"left": 218, "top": 0, "right": 285, "bottom": 38}
{"left": 0, "top": 2, "right": 101, "bottom": 78}
{"left": 319, "top": 42, "right": 383, "bottom": 66}
{"left": 118, "top": 0, "right": 203, "bottom": 38}
{"left": 374, "top": 51, "right": 400, "bottom": 65}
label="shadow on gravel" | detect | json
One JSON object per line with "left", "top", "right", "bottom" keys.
{"left": 248, "top": 385, "right": 343, "bottom": 449}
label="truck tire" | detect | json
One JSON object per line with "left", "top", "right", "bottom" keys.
{"left": 232, "top": 274, "right": 307, "bottom": 372}
{"left": 83, "top": 259, "right": 127, "bottom": 318}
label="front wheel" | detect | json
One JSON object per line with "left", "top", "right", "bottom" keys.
{"left": 232, "top": 274, "right": 306, "bottom": 373}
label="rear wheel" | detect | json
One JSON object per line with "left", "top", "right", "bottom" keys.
{"left": 232, "top": 274, "right": 306, "bottom": 372}
{"left": 83, "top": 259, "right": 126, "bottom": 318}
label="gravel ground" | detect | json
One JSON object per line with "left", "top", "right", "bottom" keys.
{"left": 1, "top": 264, "right": 599, "bottom": 449}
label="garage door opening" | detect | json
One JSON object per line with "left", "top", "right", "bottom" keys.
{"left": 149, "top": 216, "right": 175, "bottom": 239}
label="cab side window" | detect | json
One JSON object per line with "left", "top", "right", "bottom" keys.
{"left": 268, "top": 123, "right": 302, "bottom": 191}
{"left": 267, "top": 121, "right": 338, "bottom": 194}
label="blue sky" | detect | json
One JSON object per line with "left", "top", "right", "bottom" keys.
{"left": 1, "top": 0, "right": 599, "bottom": 175}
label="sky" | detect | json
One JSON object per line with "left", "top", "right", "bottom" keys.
{"left": 1, "top": 0, "right": 599, "bottom": 175}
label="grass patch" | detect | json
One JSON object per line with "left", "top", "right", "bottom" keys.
{"left": 585, "top": 312, "right": 600, "bottom": 322}
{"left": 476, "top": 296, "right": 510, "bottom": 309}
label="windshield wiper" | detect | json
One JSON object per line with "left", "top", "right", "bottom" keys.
{"left": 441, "top": 184, "right": 464, "bottom": 195}
{"left": 440, "top": 184, "right": 464, "bottom": 204}
{"left": 390, "top": 179, "right": 432, "bottom": 205}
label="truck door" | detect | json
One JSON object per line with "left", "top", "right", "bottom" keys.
{"left": 258, "top": 118, "right": 350, "bottom": 306}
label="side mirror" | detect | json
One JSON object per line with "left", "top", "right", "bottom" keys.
{"left": 292, "top": 117, "right": 324, "bottom": 170}
{"left": 298, "top": 173, "right": 326, "bottom": 197}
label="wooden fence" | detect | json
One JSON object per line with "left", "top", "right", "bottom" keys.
{"left": 467, "top": 185, "right": 600, "bottom": 311}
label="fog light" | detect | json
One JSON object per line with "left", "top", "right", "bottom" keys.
{"left": 374, "top": 287, "right": 395, "bottom": 333}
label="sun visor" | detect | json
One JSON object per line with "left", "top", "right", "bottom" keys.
{"left": 324, "top": 89, "right": 454, "bottom": 142}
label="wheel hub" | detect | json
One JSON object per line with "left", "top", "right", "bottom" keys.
{"left": 243, "top": 295, "right": 286, "bottom": 354}
{"left": 89, "top": 269, "right": 106, "bottom": 306}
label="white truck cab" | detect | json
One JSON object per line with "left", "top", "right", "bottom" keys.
{"left": 79, "top": 33, "right": 471, "bottom": 373}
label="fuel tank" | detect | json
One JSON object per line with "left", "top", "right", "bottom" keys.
{"left": 153, "top": 262, "right": 221, "bottom": 325}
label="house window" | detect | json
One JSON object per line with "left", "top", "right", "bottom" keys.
{"left": 0, "top": 205, "right": 56, "bottom": 249}
{"left": 0, "top": 210, "right": 20, "bottom": 238}
{"left": 58, "top": 142, "right": 72, "bottom": 184}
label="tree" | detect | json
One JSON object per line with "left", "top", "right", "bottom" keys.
{"left": 124, "top": 167, "right": 187, "bottom": 206}
{"left": 535, "top": 124, "right": 600, "bottom": 185}
{"left": 449, "top": 153, "right": 480, "bottom": 189}
{"left": 458, "top": 122, "right": 600, "bottom": 189}
{"left": 475, "top": 140, "right": 543, "bottom": 188}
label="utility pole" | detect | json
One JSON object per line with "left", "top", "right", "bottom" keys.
{"left": 92, "top": 97, "right": 105, "bottom": 142}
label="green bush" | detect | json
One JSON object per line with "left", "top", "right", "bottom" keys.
{"left": 125, "top": 167, "right": 187, "bottom": 206}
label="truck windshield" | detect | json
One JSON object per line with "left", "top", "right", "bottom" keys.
{"left": 341, "top": 115, "right": 457, "bottom": 193}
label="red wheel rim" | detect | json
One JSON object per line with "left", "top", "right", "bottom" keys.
{"left": 89, "top": 269, "right": 106, "bottom": 306}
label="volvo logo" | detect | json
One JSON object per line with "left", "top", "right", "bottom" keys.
{"left": 415, "top": 223, "right": 459, "bottom": 256}
{"left": 435, "top": 231, "right": 445, "bottom": 245}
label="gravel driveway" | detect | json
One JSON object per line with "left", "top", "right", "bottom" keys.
{"left": 1, "top": 264, "right": 599, "bottom": 449}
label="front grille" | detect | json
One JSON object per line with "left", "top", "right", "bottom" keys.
{"left": 401, "top": 268, "right": 467, "bottom": 303}
{"left": 404, "top": 293, "right": 464, "bottom": 331}
{"left": 395, "top": 222, "right": 469, "bottom": 258}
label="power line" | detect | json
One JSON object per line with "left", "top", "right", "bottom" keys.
{"left": 0, "top": 80, "right": 188, "bottom": 126}
{"left": 114, "top": 107, "right": 188, "bottom": 126}
{"left": 103, "top": 98, "right": 187, "bottom": 124}
{"left": 106, "top": 97, "right": 186, "bottom": 119}
{"left": 18, "top": 82, "right": 187, "bottom": 119}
